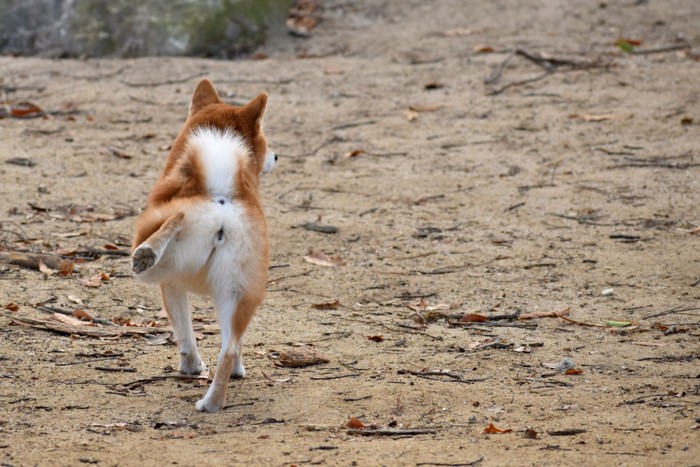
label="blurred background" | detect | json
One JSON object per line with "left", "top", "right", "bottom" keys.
{"left": 0, "top": 0, "right": 316, "bottom": 58}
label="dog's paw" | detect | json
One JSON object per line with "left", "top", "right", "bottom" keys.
{"left": 179, "top": 353, "right": 207, "bottom": 375}
{"left": 132, "top": 245, "right": 157, "bottom": 274}
{"left": 195, "top": 395, "right": 224, "bottom": 413}
{"left": 231, "top": 362, "right": 246, "bottom": 379}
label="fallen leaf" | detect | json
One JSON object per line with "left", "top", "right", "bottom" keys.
{"left": 473, "top": 44, "right": 495, "bottom": 53}
{"left": 680, "top": 117, "right": 693, "bottom": 125}
{"left": 404, "top": 109, "right": 419, "bottom": 122}
{"left": 261, "top": 371, "right": 294, "bottom": 385}
{"left": 519, "top": 308, "right": 571, "bottom": 320}
{"left": 38, "top": 260, "right": 55, "bottom": 276}
{"left": 109, "top": 146, "right": 132, "bottom": 159}
{"left": 0, "top": 101, "right": 43, "bottom": 118}
{"left": 461, "top": 313, "right": 488, "bottom": 323}
{"left": 345, "top": 417, "right": 365, "bottom": 429}
{"left": 58, "top": 259, "right": 75, "bottom": 276}
{"left": 78, "top": 275, "right": 103, "bottom": 288}
{"left": 407, "top": 298, "right": 429, "bottom": 312}
{"left": 312, "top": 299, "right": 340, "bottom": 310}
{"left": 4, "top": 303, "right": 19, "bottom": 312}
{"left": 103, "top": 244, "right": 120, "bottom": 250}
{"left": 484, "top": 423, "right": 512, "bottom": 434}
{"left": 52, "top": 313, "right": 94, "bottom": 327}
{"left": 343, "top": 149, "right": 366, "bottom": 159}
{"left": 303, "top": 250, "right": 346, "bottom": 267}
{"left": 570, "top": 113, "right": 631, "bottom": 122}
{"left": 603, "top": 320, "right": 633, "bottom": 327}
{"left": 615, "top": 38, "right": 641, "bottom": 53}
{"left": 367, "top": 335, "right": 384, "bottom": 342}
{"left": 278, "top": 346, "right": 329, "bottom": 368}
{"left": 146, "top": 333, "right": 172, "bottom": 345}
{"left": 409, "top": 104, "right": 441, "bottom": 113}
{"left": 523, "top": 428, "right": 538, "bottom": 439}
{"left": 72, "top": 309, "right": 94, "bottom": 322}
{"left": 67, "top": 295, "right": 83, "bottom": 305}
{"left": 442, "top": 27, "right": 480, "bottom": 37}
{"left": 565, "top": 368, "right": 584, "bottom": 375}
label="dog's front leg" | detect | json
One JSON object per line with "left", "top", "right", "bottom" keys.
{"left": 161, "top": 283, "right": 206, "bottom": 375}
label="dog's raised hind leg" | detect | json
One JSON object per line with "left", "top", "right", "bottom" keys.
{"left": 132, "top": 211, "right": 185, "bottom": 274}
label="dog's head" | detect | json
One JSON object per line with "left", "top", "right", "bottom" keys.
{"left": 187, "top": 79, "right": 277, "bottom": 174}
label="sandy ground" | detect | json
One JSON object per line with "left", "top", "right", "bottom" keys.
{"left": 1, "top": 1, "right": 699, "bottom": 465}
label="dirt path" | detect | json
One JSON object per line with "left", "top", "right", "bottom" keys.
{"left": 1, "top": 1, "right": 699, "bottom": 465}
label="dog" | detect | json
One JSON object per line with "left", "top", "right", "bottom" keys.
{"left": 131, "top": 79, "right": 276, "bottom": 412}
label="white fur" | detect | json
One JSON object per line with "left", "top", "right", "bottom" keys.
{"left": 263, "top": 148, "right": 277, "bottom": 173}
{"left": 188, "top": 127, "right": 249, "bottom": 200}
{"left": 134, "top": 201, "right": 254, "bottom": 295}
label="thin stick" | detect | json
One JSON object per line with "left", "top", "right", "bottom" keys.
{"left": 642, "top": 306, "right": 700, "bottom": 320}
{"left": 484, "top": 52, "right": 514, "bottom": 85}
{"left": 348, "top": 428, "right": 437, "bottom": 436}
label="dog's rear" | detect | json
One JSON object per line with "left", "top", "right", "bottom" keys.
{"left": 132, "top": 79, "right": 276, "bottom": 412}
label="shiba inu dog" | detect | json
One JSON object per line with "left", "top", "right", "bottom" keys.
{"left": 131, "top": 79, "right": 276, "bottom": 412}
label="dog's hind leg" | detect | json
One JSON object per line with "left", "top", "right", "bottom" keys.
{"left": 132, "top": 211, "right": 185, "bottom": 274}
{"left": 161, "top": 283, "right": 206, "bottom": 375}
{"left": 195, "top": 292, "right": 259, "bottom": 412}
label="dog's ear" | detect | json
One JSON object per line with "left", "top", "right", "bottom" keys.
{"left": 190, "top": 79, "right": 221, "bottom": 116}
{"left": 242, "top": 92, "right": 268, "bottom": 130}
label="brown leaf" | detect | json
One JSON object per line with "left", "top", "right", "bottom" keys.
{"left": 523, "top": 428, "right": 538, "bottom": 439}
{"left": 303, "top": 250, "right": 346, "bottom": 267}
{"left": 103, "top": 244, "right": 120, "bottom": 250}
{"left": 72, "top": 309, "right": 94, "bottom": 322}
{"left": 109, "top": 146, "right": 132, "bottom": 159}
{"left": 343, "top": 149, "right": 366, "bottom": 159}
{"left": 312, "top": 299, "right": 340, "bottom": 310}
{"left": 78, "top": 275, "right": 103, "bottom": 288}
{"left": 367, "top": 335, "right": 384, "bottom": 342}
{"left": 461, "top": 313, "right": 489, "bottom": 323}
{"left": 58, "top": 259, "right": 75, "bottom": 276}
{"left": 409, "top": 104, "right": 441, "bottom": 113}
{"left": 483, "top": 423, "right": 512, "bottom": 434}
{"left": 473, "top": 44, "right": 495, "bottom": 53}
{"left": 278, "top": 346, "right": 329, "bottom": 368}
{"left": 565, "top": 368, "right": 584, "bottom": 375}
{"left": 345, "top": 417, "right": 365, "bottom": 429}
{"left": 519, "top": 307, "right": 571, "bottom": 320}
{"left": 4, "top": 303, "right": 19, "bottom": 312}
{"left": 1, "top": 101, "right": 44, "bottom": 118}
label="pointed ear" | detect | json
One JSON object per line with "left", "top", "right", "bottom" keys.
{"left": 242, "top": 92, "right": 268, "bottom": 129}
{"left": 190, "top": 79, "right": 220, "bottom": 116}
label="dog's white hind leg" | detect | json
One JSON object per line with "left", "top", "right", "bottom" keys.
{"left": 161, "top": 283, "right": 206, "bottom": 375}
{"left": 132, "top": 212, "right": 185, "bottom": 274}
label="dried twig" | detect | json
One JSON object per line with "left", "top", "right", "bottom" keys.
{"left": 120, "top": 72, "right": 208, "bottom": 88}
{"left": 398, "top": 369, "right": 487, "bottom": 384}
{"left": 348, "top": 428, "right": 437, "bottom": 436}
{"left": 642, "top": 306, "right": 700, "bottom": 320}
